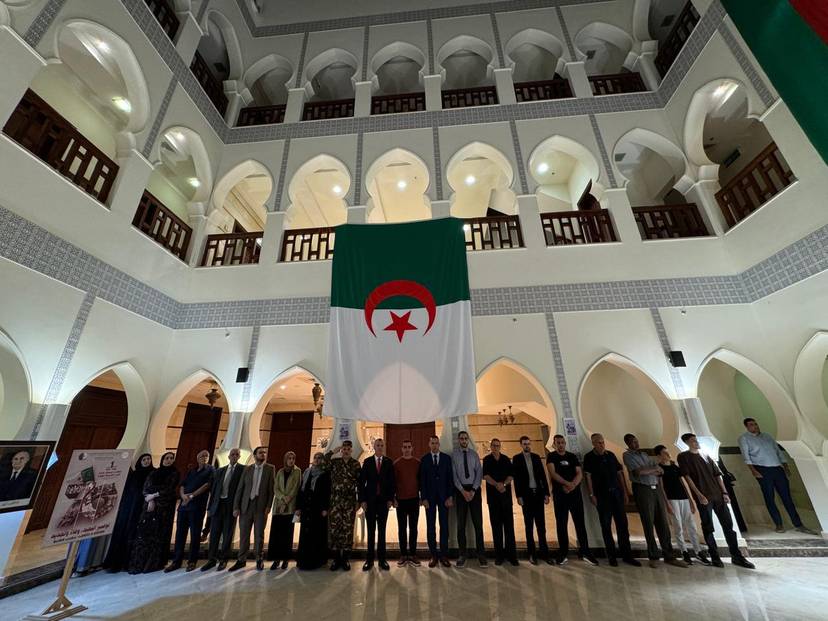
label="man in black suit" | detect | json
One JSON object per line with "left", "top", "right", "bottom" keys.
{"left": 419, "top": 435, "right": 453, "bottom": 567}
{"left": 358, "top": 438, "right": 396, "bottom": 571}
{"left": 513, "top": 436, "right": 553, "bottom": 565}
{"left": 0, "top": 450, "right": 38, "bottom": 502}
{"left": 201, "top": 448, "right": 243, "bottom": 571}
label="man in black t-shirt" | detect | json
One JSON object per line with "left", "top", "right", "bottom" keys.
{"left": 482, "top": 438, "right": 518, "bottom": 566}
{"left": 546, "top": 435, "right": 597, "bottom": 566}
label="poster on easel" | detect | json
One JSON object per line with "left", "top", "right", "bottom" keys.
{"left": 42, "top": 449, "right": 133, "bottom": 547}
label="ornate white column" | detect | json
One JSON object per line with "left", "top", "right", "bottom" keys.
{"left": 563, "top": 61, "right": 593, "bottom": 98}
{"left": 632, "top": 41, "right": 661, "bottom": 91}
{"left": 493, "top": 67, "right": 517, "bottom": 105}
{"left": 354, "top": 81, "right": 372, "bottom": 117}
{"left": 174, "top": 10, "right": 203, "bottom": 65}
{"left": 285, "top": 88, "right": 306, "bottom": 123}
{"left": 259, "top": 210, "right": 287, "bottom": 264}
{"left": 424, "top": 75, "right": 443, "bottom": 111}
{"left": 516, "top": 195, "right": 546, "bottom": 250}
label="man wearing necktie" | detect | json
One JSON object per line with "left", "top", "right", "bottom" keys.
{"left": 202, "top": 448, "right": 243, "bottom": 571}
{"left": 358, "top": 438, "right": 396, "bottom": 571}
{"left": 419, "top": 436, "right": 454, "bottom": 567}
{"left": 230, "top": 447, "right": 275, "bottom": 571}
{"left": 452, "top": 431, "right": 486, "bottom": 567}
{"left": 0, "top": 450, "right": 38, "bottom": 502}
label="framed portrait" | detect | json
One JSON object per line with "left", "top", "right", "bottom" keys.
{"left": 0, "top": 440, "right": 56, "bottom": 514}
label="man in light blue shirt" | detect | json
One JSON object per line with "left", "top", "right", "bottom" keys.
{"left": 452, "top": 431, "right": 486, "bottom": 567}
{"left": 738, "top": 418, "right": 817, "bottom": 535}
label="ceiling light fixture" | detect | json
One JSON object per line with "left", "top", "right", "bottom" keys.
{"left": 94, "top": 40, "right": 110, "bottom": 53}
{"left": 536, "top": 162, "right": 549, "bottom": 174}
{"left": 332, "top": 184, "right": 343, "bottom": 195}
{"left": 173, "top": 131, "right": 185, "bottom": 142}
{"left": 713, "top": 82, "right": 737, "bottom": 103}
{"left": 396, "top": 180, "right": 407, "bottom": 190}
{"left": 187, "top": 177, "right": 201, "bottom": 188}
{"left": 111, "top": 97, "right": 131, "bottom": 113}
{"left": 280, "top": 384, "right": 287, "bottom": 390}
{"left": 464, "top": 175, "right": 476, "bottom": 186}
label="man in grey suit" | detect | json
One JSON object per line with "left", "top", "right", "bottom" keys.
{"left": 201, "top": 448, "right": 243, "bottom": 571}
{"left": 229, "top": 447, "right": 275, "bottom": 571}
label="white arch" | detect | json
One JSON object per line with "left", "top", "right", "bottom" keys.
{"left": 55, "top": 19, "right": 150, "bottom": 134}
{"left": 446, "top": 141, "right": 515, "bottom": 189}
{"left": 157, "top": 125, "right": 214, "bottom": 203}
{"left": 301, "top": 48, "right": 359, "bottom": 99}
{"left": 242, "top": 53, "right": 296, "bottom": 98}
{"left": 0, "top": 329, "right": 32, "bottom": 440}
{"left": 146, "top": 369, "right": 235, "bottom": 459}
{"left": 612, "top": 127, "right": 695, "bottom": 190}
{"left": 504, "top": 28, "right": 567, "bottom": 76}
{"left": 369, "top": 41, "right": 426, "bottom": 93}
{"left": 200, "top": 10, "right": 244, "bottom": 81}
{"left": 436, "top": 35, "right": 496, "bottom": 85}
{"left": 793, "top": 332, "right": 828, "bottom": 440}
{"left": 285, "top": 153, "right": 351, "bottom": 224}
{"left": 211, "top": 159, "right": 274, "bottom": 214}
{"left": 528, "top": 134, "right": 604, "bottom": 199}
{"left": 683, "top": 78, "right": 758, "bottom": 171}
{"left": 364, "top": 147, "right": 431, "bottom": 222}
{"left": 694, "top": 348, "right": 800, "bottom": 442}
{"left": 573, "top": 22, "right": 636, "bottom": 69}
{"left": 475, "top": 356, "right": 558, "bottom": 431}
{"left": 632, "top": 0, "right": 654, "bottom": 42}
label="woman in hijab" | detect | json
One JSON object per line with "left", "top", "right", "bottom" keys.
{"left": 102, "top": 453, "right": 154, "bottom": 572}
{"left": 128, "top": 452, "right": 179, "bottom": 574}
{"left": 295, "top": 452, "right": 331, "bottom": 570}
{"left": 268, "top": 451, "right": 302, "bottom": 569}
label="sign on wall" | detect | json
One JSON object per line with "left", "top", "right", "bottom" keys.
{"left": 0, "top": 440, "right": 55, "bottom": 515}
{"left": 42, "top": 449, "right": 133, "bottom": 547}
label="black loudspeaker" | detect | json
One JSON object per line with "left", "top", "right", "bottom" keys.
{"left": 235, "top": 367, "right": 249, "bottom": 383}
{"left": 668, "top": 351, "right": 686, "bottom": 367}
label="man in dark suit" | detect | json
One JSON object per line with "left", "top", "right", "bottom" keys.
{"left": 0, "top": 450, "right": 38, "bottom": 502}
{"left": 358, "top": 438, "right": 396, "bottom": 571}
{"left": 419, "top": 435, "right": 453, "bottom": 567}
{"left": 230, "top": 447, "right": 275, "bottom": 571}
{"left": 201, "top": 448, "right": 243, "bottom": 571}
{"left": 513, "top": 436, "right": 553, "bottom": 565}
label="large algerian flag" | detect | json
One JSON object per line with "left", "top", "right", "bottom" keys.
{"left": 721, "top": 0, "right": 828, "bottom": 164}
{"left": 325, "top": 218, "right": 477, "bottom": 423}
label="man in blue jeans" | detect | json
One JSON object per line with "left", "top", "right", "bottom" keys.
{"left": 738, "top": 418, "right": 817, "bottom": 535}
{"left": 165, "top": 450, "right": 215, "bottom": 572}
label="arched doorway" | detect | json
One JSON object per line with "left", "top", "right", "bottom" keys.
{"left": 505, "top": 29, "right": 566, "bottom": 83}
{"left": 446, "top": 142, "right": 516, "bottom": 218}
{"left": 437, "top": 36, "right": 495, "bottom": 90}
{"left": 26, "top": 370, "right": 128, "bottom": 532}
{"left": 370, "top": 42, "right": 426, "bottom": 97}
{"left": 0, "top": 330, "right": 31, "bottom": 440}
{"left": 365, "top": 148, "right": 431, "bottom": 223}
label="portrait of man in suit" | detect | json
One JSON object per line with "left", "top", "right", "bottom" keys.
{"left": 0, "top": 450, "right": 38, "bottom": 501}
{"left": 0, "top": 442, "right": 53, "bottom": 512}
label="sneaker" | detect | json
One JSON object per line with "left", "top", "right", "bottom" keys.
{"left": 732, "top": 556, "right": 755, "bottom": 570}
{"left": 696, "top": 551, "right": 712, "bottom": 566}
{"left": 682, "top": 551, "right": 693, "bottom": 565}
{"left": 557, "top": 555, "right": 569, "bottom": 566}
{"left": 408, "top": 557, "right": 421, "bottom": 567}
{"left": 796, "top": 526, "right": 819, "bottom": 536}
{"left": 456, "top": 556, "right": 466, "bottom": 568}
{"left": 582, "top": 555, "right": 599, "bottom": 567}
{"left": 397, "top": 557, "right": 408, "bottom": 567}
{"left": 775, "top": 525, "right": 786, "bottom": 533}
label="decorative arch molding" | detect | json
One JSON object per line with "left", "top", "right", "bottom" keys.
{"left": 693, "top": 348, "right": 800, "bottom": 442}
{"left": 301, "top": 48, "right": 359, "bottom": 99}
{"left": 503, "top": 28, "right": 567, "bottom": 76}
{"left": 210, "top": 159, "right": 274, "bottom": 214}
{"left": 631, "top": 0, "right": 653, "bottom": 42}
{"left": 54, "top": 19, "right": 151, "bottom": 134}
{"left": 0, "top": 329, "right": 33, "bottom": 440}
{"left": 612, "top": 127, "right": 696, "bottom": 192}
{"left": 528, "top": 134, "right": 604, "bottom": 198}
{"left": 364, "top": 147, "right": 432, "bottom": 196}
{"left": 146, "top": 369, "right": 235, "bottom": 458}
{"left": 156, "top": 125, "right": 214, "bottom": 203}
{"left": 573, "top": 22, "right": 637, "bottom": 69}
{"left": 446, "top": 141, "right": 515, "bottom": 190}
{"left": 200, "top": 9, "right": 244, "bottom": 81}
{"left": 793, "top": 332, "right": 828, "bottom": 441}
{"left": 242, "top": 53, "right": 296, "bottom": 97}
{"left": 683, "top": 77, "right": 760, "bottom": 174}
{"left": 368, "top": 41, "right": 426, "bottom": 92}
{"left": 435, "top": 35, "right": 496, "bottom": 85}
{"left": 285, "top": 153, "right": 352, "bottom": 217}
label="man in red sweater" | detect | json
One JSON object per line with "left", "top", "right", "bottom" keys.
{"left": 394, "top": 439, "right": 421, "bottom": 566}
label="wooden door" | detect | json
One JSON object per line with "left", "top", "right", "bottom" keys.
{"left": 175, "top": 403, "right": 222, "bottom": 481}
{"left": 27, "top": 386, "right": 128, "bottom": 532}
{"left": 267, "top": 411, "right": 315, "bottom": 470}
{"left": 384, "top": 422, "right": 436, "bottom": 461}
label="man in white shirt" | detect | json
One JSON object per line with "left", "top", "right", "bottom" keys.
{"left": 230, "top": 447, "right": 275, "bottom": 571}
{"left": 202, "top": 448, "right": 243, "bottom": 571}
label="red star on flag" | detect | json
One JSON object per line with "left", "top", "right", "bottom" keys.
{"left": 384, "top": 311, "right": 417, "bottom": 342}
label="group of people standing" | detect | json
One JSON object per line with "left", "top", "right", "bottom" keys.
{"left": 97, "top": 416, "right": 814, "bottom": 575}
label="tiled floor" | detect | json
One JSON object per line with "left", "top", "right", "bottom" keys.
{"left": 4, "top": 557, "right": 828, "bottom": 620}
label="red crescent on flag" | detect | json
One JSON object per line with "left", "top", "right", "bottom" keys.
{"left": 364, "top": 280, "right": 437, "bottom": 337}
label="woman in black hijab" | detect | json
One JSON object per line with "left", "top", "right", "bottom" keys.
{"left": 128, "top": 452, "right": 179, "bottom": 574}
{"left": 102, "top": 453, "right": 154, "bottom": 572}
{"left": 295, "top": 452, "right": 331, "bottom": 570}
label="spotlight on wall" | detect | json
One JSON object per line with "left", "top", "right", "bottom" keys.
{"left": 536, "top": 162, "right": 549, "bottom": 174}
{"left": 280, "top": 384, "right": 287, "bottom": 390}
{"left": 94, "top": 40, "right": 110, "bottom": 53}
{"left": 464, "top": 175, "right": 476, "bottom": 186}
{"left": 111, "top": 97, "right": 131, "bottom": 113}
{"left": 396, "top": 180, "right": 407, "bottom": 190}
{"left": 173, "top": 131, "right": 185, "bottom": 142}
{"left": 187, "top": 177, "right": 201, "bottom": 188}
{"left": 332, "top": 184, "right": 343, "bottom": 196}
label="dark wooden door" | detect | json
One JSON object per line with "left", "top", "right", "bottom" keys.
{"left": 27, "top": 386, "right": 128, "bottom": 532}
{"left": 175, "top": 403, "right": 222, "bottom": 481}
{"left": 384, "top": 422, "right": 436, "bottom": 461}
{"left": 267, "top": 411, "right": 315, "bottom": 470}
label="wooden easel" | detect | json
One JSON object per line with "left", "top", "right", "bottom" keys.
{"left": 24, "top": 540, "right": 87, "bottom": 621}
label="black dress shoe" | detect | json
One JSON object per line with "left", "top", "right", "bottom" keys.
{"left": 342, "top": 560, "right": 351, "bottom": 571}
{"left": 200, "top": 560, "right": 217, "bottom": 572}
{"left": 330, "top": 559, "right": 341, "bottom": 571}
{"left": 217, "top": 561, "right": 227, "bottom": 571}
{"left": 228, "top": 561, "right": 246, "bottom": 572}
{"left": 609, "top": 558, "right": 618, "bottom": 567}
{"left": 363, "top": 560, "right": 374, "bottom": 571}
{"left": 622, "top": 557, "right": 642, "bottom": 567}
{"left": 379, "top": 560, "right": 390, "bottom": 571}
{"left": 185, "top": 562, "right": 197, "bottom": 572}
{"left": 529, "top": 556, "right": 539, "bottom": 565}
{"left": 256, "top": 559, "right": 265, "bottom": 571}
{"left": 509, "top": 559, "right": 519, "bottom": 566}
{"left": 281, "top": 560, "right": 288, "bottom": 569}
{"left": 732, "top": 556, "right": 755, "bottom": 569}
{"left": 439, "top": 557, "right": 451, "bottom": 568}
{"left": 163, "top": 562, "right": 182, "bottom": 573}
{"left": 495, "top": 558, "right": 504, "bottom": 566}
{"left": 270, "top": 561, "right": 280, "bottom": 570}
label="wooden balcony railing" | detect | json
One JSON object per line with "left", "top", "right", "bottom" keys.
{"left": 200, "top": 232, "right": 262, "bottom": 266}
{"left": 655, "top": 2, "right": 700, "bottom": 77}
{"left": 514, "top": 78, "right": 573, "bottom": 102}
{"left": 132, "top": 190, "right": 192, "bottom": 259}
{"left": 144, "top": 0, "right": 180, "bottom": 40}
{"left": 302, "top": 98, "right": 355, "bottom": 121}
{"left": 371, "top": 92, "right": 426, "bottom": 115}
{"left": 190, "top": 51, "right": 228, "bottom": 116}
{"left": 442, "top": 85, "right": 499, "bottom": 109}
{"left": 540, "top": 209, "right": 618, "bottom": 245}
{"left": 237, "top": 104, "right": 287, "bottom": 127}
{"left": 280, "top": 227, "right": 336, "bottom": 262}
{"left": 715, "top": 142, "right": 795, "bottom": 227}
{"left": 462, "top": 215, "right": 524, "bottom": 251}
{"left": 589, "top": 72, "right": 647, "bottom": 96}
{"left": 3, "top": 89, "right": 119, "bottom": 203}
{"left": 632, "top": 203, "right": 709, "bottom": 240}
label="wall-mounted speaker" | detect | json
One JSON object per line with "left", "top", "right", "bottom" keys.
{"left": 668, "top": 351, "right": 686, "bottom": 367}
{"left": 235, "top": 367, "right": 249, "bottom": 383}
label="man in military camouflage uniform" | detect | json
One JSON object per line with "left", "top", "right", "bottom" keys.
{"left": 325, "top": 440, "right": 362, "bottom": 571}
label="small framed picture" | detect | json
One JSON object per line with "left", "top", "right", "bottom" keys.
{"left": 0, "top": 440, "right": 56, "bottom": 514}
